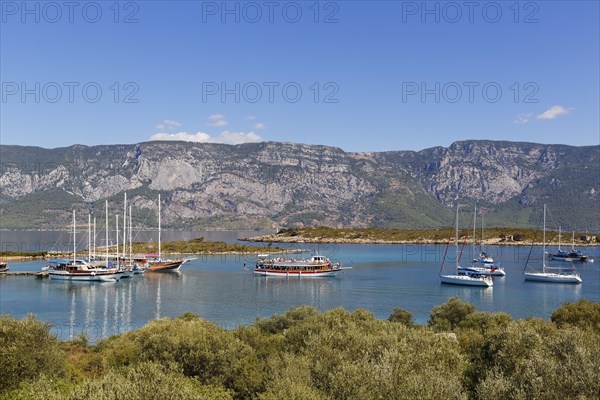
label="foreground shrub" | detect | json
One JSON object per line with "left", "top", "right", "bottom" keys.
{"left": 428, "top": 297, "right": 476, "bottom": 331}
{"left": 388, "top": 307, "right": 414, "bottom": 326}
{"left": 0, "top": 315, "right": 66, "bottom": 393}
{"left": 471, "top": 319, "right": 600, "bottom": 399}
{"left": 551, "top": 299, "right": 600, "bottom": 331}
{"left": 98, "top": 314, "right": 264, "bottom": 399}
{"left": 72, "top": 362, "right": 231, "bottom": 400}
{"left": 4, "top": 363, "right": 232, "bottom": 400}
{"left": 277, "top": 308, "right": 467, "bottom": 399}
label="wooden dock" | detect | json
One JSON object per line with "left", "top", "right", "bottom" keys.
{"left": 0, "top": 271, "right": 48, "bottom": 278}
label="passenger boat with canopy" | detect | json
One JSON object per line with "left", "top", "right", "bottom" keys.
{"left": 254, "top": 254, "right": 343, "bottom": 277}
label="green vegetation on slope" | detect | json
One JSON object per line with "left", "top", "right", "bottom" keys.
{"left": 128, "top": 237, "right": 284, "bottom": 254}
{"left": 273, "top": 226, "right": 598, "bottom": 243}
{"left": 2, "top": 299, "right": 599, "bottom": 400}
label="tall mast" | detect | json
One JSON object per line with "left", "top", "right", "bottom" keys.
{"left": 73, "top": 209, "right": 76, "bottom": 264}
{"left": 455, "top": 203, "right": 459, "bottom": 268}
{"left": 129, "top": 206, "right": 133, "bottom": 260}
{"left": 105, "top": 200, "right": 109, "bottom": 267}
{"left": 572, "top": 231, "right": 575, "bottom": 251}
{"left": 472, "top": 204, "right": 477, "bottom": 259}
{"left": 481, "top": 213, "right": 485, "bottom": 252}
{"left": 158, "top": 193, "right": 161, "bottom": 260}
{"left": 123, "top": 193, "right": 127, "bottom": 259}
{"left": 88, "top": 212, "right": 91, "bottom": 261}
{"left": 543, "top": 204, "right": 546, "bottom": 272}
{"left": 116, "top": 215, "right": 119, "bottom": 267}
{"left": 558, "top": 226, "right": 562, "bottom": 251}
{"left": 93, "top": 217, "right": 96, "bottom": 260}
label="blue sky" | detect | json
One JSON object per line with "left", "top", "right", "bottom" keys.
{"left": 1, "top": 1, "right": 598, "bottom": 152}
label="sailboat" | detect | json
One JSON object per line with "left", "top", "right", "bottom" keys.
{"left": 458, "top": 205, "right": 506, "bottom": 277}
{"left": 523, "top": 205, "right": 582, "bottom": 284}
{"left": 549, "top": 228, "right": 589, "bottom": 262}
{"left": 472, "top": 212, "right": 494, "bottom": 264}
{"left": 47, "top": 206, "right": 123, "bottom": 282}
{"left": 146, "top": 194, "right": 187, "bottom": 272}
{"left": 440, "top": 204, "right": 493, "bottom": 287}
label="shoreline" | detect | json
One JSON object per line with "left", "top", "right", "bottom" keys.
{"left": 0, "top": 248, "right": 308, "bottom": 263}
{"left": 244, "top": 234, "right": 600, "bottom": 247}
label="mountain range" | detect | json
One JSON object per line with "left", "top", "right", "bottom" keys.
{"left": 0, "top": 140, "right": 598, "bottom": 231}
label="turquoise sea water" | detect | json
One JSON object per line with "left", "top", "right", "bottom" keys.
{"left": 1, "top": 235, "right": 598, "bottom": 342}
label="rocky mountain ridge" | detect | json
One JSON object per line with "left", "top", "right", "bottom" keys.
{"left": 0, "top": 140, "right": 598, "bottom": 230}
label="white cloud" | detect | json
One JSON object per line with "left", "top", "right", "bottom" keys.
{"left": 246, "top": 115, "right": 256, "bottom": 120}
{"left": 150, "top": 131, "right": 211, "bottom": 142}
{"left": 215, "top": 131, "right": 263, "bottom": 145}
{"left": 253, "top": 122, "right": 266, "bottom": 129}
{"left": 537, "top": 105, "right": 572, "bottom": 120}
{"left": 155, "top": 119, "right": 182, "bottom": 131}
{"left": 206, "top": 114, "right": 228, "bottom": 127}
{"left": 207, "top": 119, "right": 228, "bottom": 127}
{"left": 514, "top": 113, "right": 533, "bottom": 124}
{"left": 150, "top": 130, "right": 262, "bottom": 145}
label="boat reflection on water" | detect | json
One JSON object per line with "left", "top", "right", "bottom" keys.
{"left": 42, "top": 280, "right": 127, "bottom": 341}
{"left": 142, "top": 271, "right": 183, "bottom": 320}
{"left": 254, "top": 275, "right": 343, "bottom": 310}
{"left": 440, "top": 286, "right": 494, "bottom": 305}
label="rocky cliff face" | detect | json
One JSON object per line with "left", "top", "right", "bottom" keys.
{"left": 0, "top": 140, "right": 598, "bottom": 230}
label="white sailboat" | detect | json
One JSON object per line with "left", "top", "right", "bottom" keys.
{"left": 440, "top": 204, "right": 493, "bottom": 287}
{"left": 458, "top": 205, "right": 506, "bottom": 277}
{"left": 549, "top": 227, "right": 589, "bottom": 262}
{"left": 524, "top": 205, "right": 582, "bottom": 284}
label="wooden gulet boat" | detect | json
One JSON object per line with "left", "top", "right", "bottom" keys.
{"left": 145, "top": 194, "right": 187, "bottom": 272}
{"left": 254, "top": 254, "right": 343, "bottom": 277}
{"left": 47, "top": 206, "right": 123, "bottom": 282}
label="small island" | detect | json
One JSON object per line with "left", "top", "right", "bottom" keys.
{"left": 0, "top": 237, "right": 298, "bottom": 262}
{"left": 244, "top": 226, "right": 599, "bottom": 246}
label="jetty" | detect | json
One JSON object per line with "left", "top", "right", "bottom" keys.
{"left": 0, "top": 271, "right": 48, "bottom": 278}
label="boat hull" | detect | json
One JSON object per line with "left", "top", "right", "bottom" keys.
{"left": 523, "top": 272, "right": 582, "bottom": 284}
{"left": 457, "top": 266, "right": 506, "bottom": 277}
{"left": 48, "top": 271, "right": 123, "bottom": 282}
{"left": 146, "top": 260, "right": 185, "bottom": 272}
{"left": 254, "top": 268, "right": 341, "bottom": 277}
{"left": 440, "top": 274, "right": 493, "bottom": 287}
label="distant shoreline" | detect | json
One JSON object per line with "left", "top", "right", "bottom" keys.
{"left": 244, "top": 232, "right": 600, "bottom": 247}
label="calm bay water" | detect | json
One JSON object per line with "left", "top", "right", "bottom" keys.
{"left": 1, "top": 232, "right": 599, "bottom": 342}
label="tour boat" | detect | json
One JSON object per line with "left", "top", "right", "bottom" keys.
{"left": 523, "top": 205, "right": 582, "bottom": 284}
{"left": 0, "top": 262, "right": 8, "bottom": 272}
{"left": 439, "top": 204, "right": 493, "bottom": 287}
{"left": 254, "top": 254, "right": 343, "bottom": 277}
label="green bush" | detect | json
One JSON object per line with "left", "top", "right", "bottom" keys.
{"left": 0, "top": 315, "right": 66, "bottom": 393}
{"left": 472, "top": 319, "right": 600, "bottom": 399}
{"left": 71, "top": 362, "right": 231, "bottom": 400}
{"left": 3, "top": 302, "right": 600, "bottom": 400}
{"left": 551, "top": 299, "right": 600, "bottom": 331}
{"left": 98, "top": 315, "right": 264, "bottom": 399}
{"left": 428, "top": 297, "right": 476, "bottom": 331}
{"left": 388, "top": 307, "right": 414, "bottom": 326}
{"left": 278, "top": 308, "right": 467, "bottom": 399}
